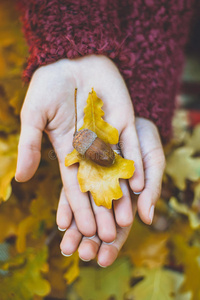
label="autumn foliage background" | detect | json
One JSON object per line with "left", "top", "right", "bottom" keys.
{"left": 1, "top": 1, "right": 200, "bottom": 299}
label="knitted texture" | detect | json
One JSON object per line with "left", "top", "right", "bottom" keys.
{"left": 17, "top": 0, "right": 197, "bottom": 141}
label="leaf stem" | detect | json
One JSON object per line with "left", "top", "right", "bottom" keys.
{"left": 74, "top": 88, "right": 78, "bottom": 136}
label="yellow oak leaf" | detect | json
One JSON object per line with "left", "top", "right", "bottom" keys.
{"left": 0, "top": 0, "right": 28, "bottom": 80}
{"left": 165, "top": 147, "right": 200, "bottom": 190}
{"left": 0, "top": 194, "right": 25, "bottom": 243}
{"left": 193, "top": 182, "right": 200, "bottom": 209}
{"left": 0, "top": 0, "right": 27, "bottom": 134}
{"left": 63, "top": 251, "right": 80, "bottom": 284}
{"left": 186, "top": 124, "right": 200, "bottom": 153}
{"left": 169, "top": 197, "right": 200, "bottom": 229}
{"left": 122, "top": 218, "right": 169, "bottom": 268}
{"left": 172, "top": 110, "right": 190, "bottom": 145}
{"left": 16, "top": 177, "right": 59, "bottom": 253}
{"left": 172, "top": 235, "right": 200, "bottom": 300}
{"left": 0, "top": 247, "right": 50, "bottom": 300}
{"left": 9, "top": 86, "right": 26, "bottom": 115}
{"left": 126, "top": 267, "right": 191, "bottom": 300}
{"left": 0, "top": 90, "right": 19, "bottom": 134}
{"left": 80, "top": 89, "right": 119, "bottom": 144}
{"left": 65, "top": 89, "right": 135, "bottom": 208}
{"left": 0, "top": 134, "right": 18, "bottom": 201}
{"left": 0, "top": 50, "right": 7, "bottom": 78}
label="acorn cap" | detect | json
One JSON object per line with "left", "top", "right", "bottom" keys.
{"left": 73, "top": 129, "right": 97, "bottom": 155}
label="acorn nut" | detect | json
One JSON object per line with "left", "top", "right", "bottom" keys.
{"left": 73, "top": 129, "right": 115, "bottom": 167}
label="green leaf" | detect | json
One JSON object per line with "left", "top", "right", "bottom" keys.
{"left": 186, "top": 125, "right": 200, "bottom": 153}
{"left": 182, "top": 57, "right": 200, "bottom": 82}
{"left": 126, "top": 268, "right": 191, "bottom": 300}
{"left": 0, "top": 247, "right": 50, "bottom": 300}
{"left": 71, "top": 257, "right": 131, "bottom": 300}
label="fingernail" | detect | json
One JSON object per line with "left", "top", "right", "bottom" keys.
{"left": 61, "top": 251, "right": 73, "bottom": 257}
{"left": 80, "top": 257, "right": 91, "bottom": 262}
{"left": 15, "top": 176, "right": 19, "bottom": 182}
{"left": 103, "top": 240, "right": 115, "bottom": 245}
{"left": 133, "top": 191, "right": 141, "bottom": 195}
{"left": 97, "top": 261, "right": 107, "bottom": 268}
{"left": 149, "top": 205, "right": 155, "bottom": 224}
{"left": 58, "top": 227, "right": 66, "bottom": 232}
{"left": 87, "top": 234, "right": 96, "bottom": 240}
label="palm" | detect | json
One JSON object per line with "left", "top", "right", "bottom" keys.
{"left": 33, "top": 56, "right": 135, "bottom": 157}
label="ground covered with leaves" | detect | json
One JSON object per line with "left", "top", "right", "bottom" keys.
{"left": 0, "top": 1, "right": 200, "bottom": 299}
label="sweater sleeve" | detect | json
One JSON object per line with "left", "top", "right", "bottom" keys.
{"left": 17, "top": 0, "right": 197, "bottom": 142}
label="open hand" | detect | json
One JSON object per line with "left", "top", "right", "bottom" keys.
{"left": 15, "top": 55, "right": 145, "bottom": 243}
{"left": 16, "top": 55, "right": 165, "bottom": 249}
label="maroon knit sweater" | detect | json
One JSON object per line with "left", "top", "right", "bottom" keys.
{"left": 17, "top": 0, "right": 198, "bottom": 142}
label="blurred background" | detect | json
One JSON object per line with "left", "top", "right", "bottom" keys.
{"left": 0, "top": 1, "right": 200, "bottom": 299}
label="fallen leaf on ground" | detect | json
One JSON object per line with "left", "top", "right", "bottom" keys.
{"left": 0, "top": 247, "right": 50, "bottom": 300}
{"left": 122, "top": 219, "right": 169, "bottom": 268}
{"left": 16, "top": 177, "right": 59, "bottom": 253}
{"left": 169, "top": 197, "right": 200, "bottom": 229}
{"left": 125, "top": 267, "right": 191, "bottom": 300}
{"left": 172, "top": 235, "right": 200, "bottom": 300}
{"left": 0, "top": 135, "right": 18, "bottom": 202}
{"left": 186, "top": 125, "right": 200, "bottom": 152}
{"left": 0, "top": 195, "right": 25, "bottom": 243}
{"left": 193, "top": 183, "right": 200, "bottom": 209}
{"left": 69, "top": 257, "right": 131, "bottom": 300}
{"left": 64, "top": 251, "right": 80, "bottom": 285}
{"left": 165, "top": 147, "right": 200, "bottom": 190}
{"left": 172, "top": 110, "right": 190, "bottom": 145}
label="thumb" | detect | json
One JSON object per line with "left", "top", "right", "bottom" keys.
{"left": 15, "top": 103, "right": 46, "bottom": 182}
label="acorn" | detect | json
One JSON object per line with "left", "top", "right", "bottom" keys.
{"left": 72, "top": 88, "right": 115, "bottom": 167}
{"left": 73, "top": 128, "right": 115, "bottom": 166}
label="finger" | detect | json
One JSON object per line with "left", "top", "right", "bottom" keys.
{"left": 113, "top": 179, "right": 133, "bottom": 228}
{"left": 56, "top": 187, "right": 73, "bottom": 231}
{"left": 97, "top": 224, "right": 132, "bottom": 267}
{"left": 60, "top": 219, "right": 82, "bottom": 256}
{"left": 48, "top": 124, "right": 97, "bottom": 238}
{"left": 136, "top": 118, "right": 166, "bottom": 225}
{"left": 137, "top": 152, "right": 165, "bottom": 224}
{"left": 57, "top": 190, "right": 100, "bottom": 262}
{"left": 97, "top": 194, "right": 136, "bottom": 267}
{"left": 78, "top": 235, "right": 101, "bottom": 262}
{"left": 15, "top": 103, "right": 46, "bottom": 182}
{"left": 120, "top": 124, "right": 144, "bottom": 193}
{"left": 91, "top": 195, "right": 116, "bottom": 243}
{"left": 58, "top": 157, "right": 97, "bottom": 238}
